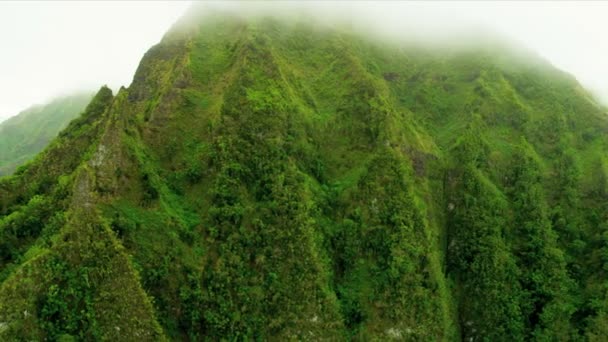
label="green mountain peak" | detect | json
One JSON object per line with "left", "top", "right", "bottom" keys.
{"left": 1, "top": 12, "right": 608, "bottom": 340}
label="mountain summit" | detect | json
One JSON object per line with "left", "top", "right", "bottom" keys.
{"left": 1, "top": 10, "right": 607, "bottom": 341}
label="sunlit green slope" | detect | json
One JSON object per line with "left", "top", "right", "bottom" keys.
{"left": 1, "top": 10, "right": 607, "bottom": 341}
{"left": 0, "top": 93, "right": 93, "bottom": 176}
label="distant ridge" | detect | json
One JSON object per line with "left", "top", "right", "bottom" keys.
{"left": 0, "top": 93, "right": 93, "bottom": 175}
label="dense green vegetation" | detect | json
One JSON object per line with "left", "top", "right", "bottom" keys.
{"left": 0, "top": 93, "right": 93, "bottom": 176}
{"left": 1, "top": 10, "right": 608, "bottom": 340}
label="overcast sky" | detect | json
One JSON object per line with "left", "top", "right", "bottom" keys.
{"left": 0, "top": 1, "right": 190, "bottom": 122}
{"left": 1, "top": 1, "right": 608, "bottom": 122}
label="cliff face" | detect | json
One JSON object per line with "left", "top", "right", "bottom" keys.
{"left": 1, "top": 11, "right": 607, "bottom": 341}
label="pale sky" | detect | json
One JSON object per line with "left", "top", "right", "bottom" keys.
{"left": 1, "top": 1, "right": 608, "bottom": 122}
{"left": 0, "top": 1, "right": 190, "bottom": 121}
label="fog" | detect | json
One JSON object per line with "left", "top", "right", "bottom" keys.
{"left": 0, "top": 1, "right": 190, "bottom": 122}
{"left": 1, "top": 1, "right": 608, "bottom": 122}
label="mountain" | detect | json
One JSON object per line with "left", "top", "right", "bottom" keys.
{"left": 1, "top": 10, "right": 608, "bottom": 341}
{"left": 0, "top": 93, "right": 93, "bottom": 176}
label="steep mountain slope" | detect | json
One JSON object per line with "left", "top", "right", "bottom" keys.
{"left": 0, "top": 93, "right": 93, "bottom": 176}
{"left": 1, "top": 11, "right": 608, "bottom": 341}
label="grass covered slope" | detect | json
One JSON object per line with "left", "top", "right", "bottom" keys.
{"left": 1, "top": 11, "right": 608, "bottom": 340}
{"left": 0, "top": 93, "right": 93, "bottom": 176}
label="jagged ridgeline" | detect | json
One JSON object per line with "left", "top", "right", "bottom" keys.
{"left": 1, "top": 9, "right": 608, "bottom": 341}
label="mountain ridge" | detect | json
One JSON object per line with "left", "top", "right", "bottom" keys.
{"left": 0, "top": 92, "right": 93, "bottom": 176}
{"left": 1, "top": 11, "right": 607, "bottom": 340}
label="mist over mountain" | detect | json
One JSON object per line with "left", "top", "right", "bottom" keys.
{"left": 186, "top": 1, "right": 608, "bottom": 105}
{"left": 1, "top": 6, "right": 608, "bottom": 341}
